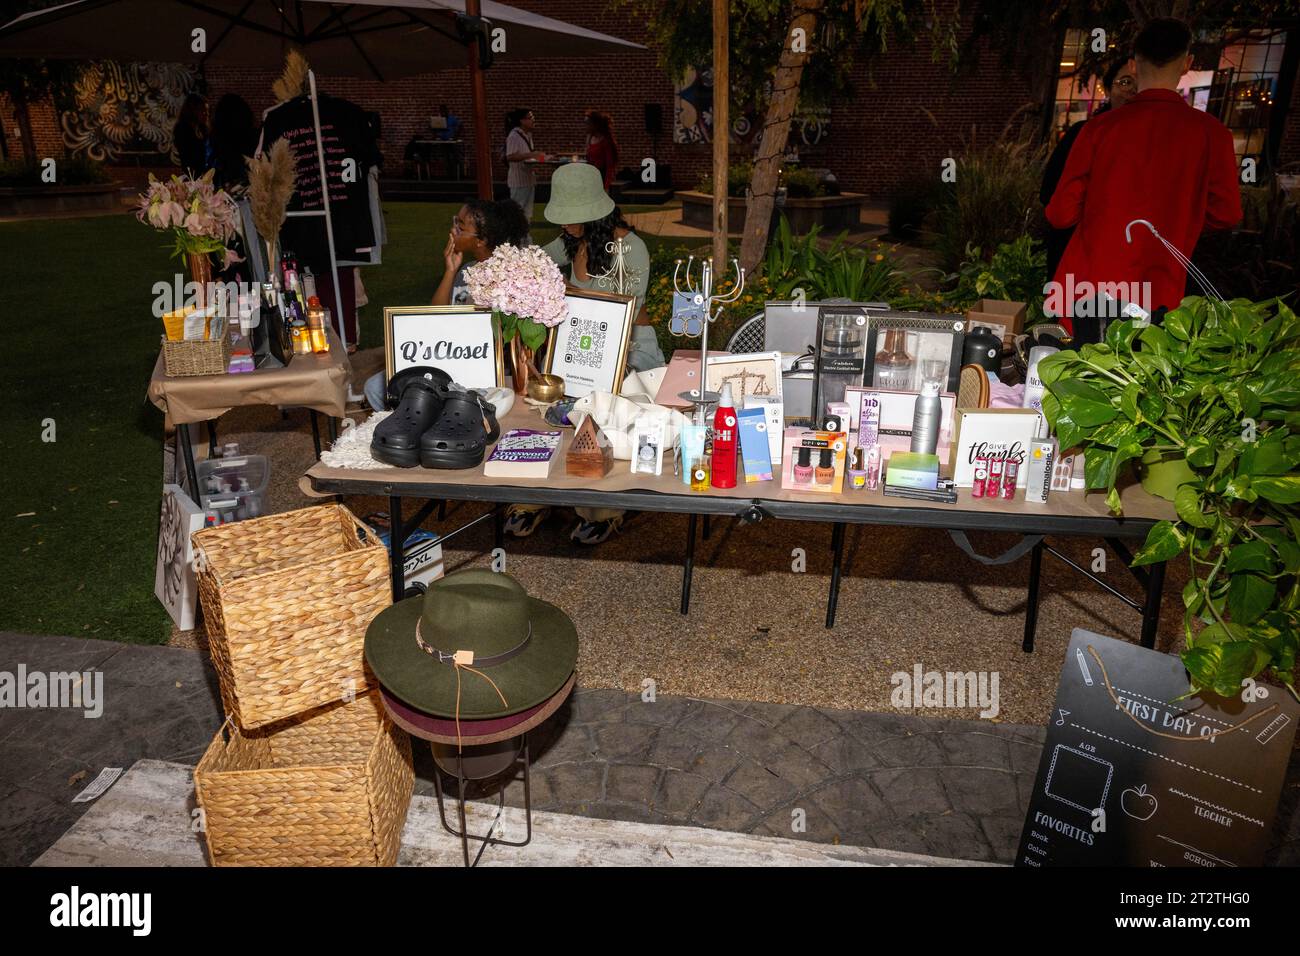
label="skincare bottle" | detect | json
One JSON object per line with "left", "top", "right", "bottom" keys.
{"left": 815, "top": 449, "right": 834, "bottom": 486}
{"left": 1022, "top": 345, "right": 1059, "bottom": 416}
{"left": 865, "top": 445, "right": 882, "bottom": 491}
{"left": 909, "top": 380, "right": 942, "bottom": 455}
{"left": 711, "top": 383, "right": 739, "bottom": 489}
{"left": 848, "top": 447, "right": 867, "bottom": 490}
{"left": 793, "top": 446, "right": 813, "bottom": 484}
{"left": 690, "top": 458, "right": 711, "bottom": 492}
{"left": 988, "top": 456, "right": 1005, "bottom": 492}
{"left": 1002, "top": 460, "right": 1020, "bottom": 500}
{"left": 971, "top": 456, "right": 988, "bottom": 498}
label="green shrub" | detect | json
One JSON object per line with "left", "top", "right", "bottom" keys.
{"left": 945, "top": 235, "right": 1048, "bottom": 325}
{"left": 0, "top": 154, "right": 112, "bottom": 187}
{"left": 931, "top": 138, "right": 1047, "bottom": 273}
{"left": 782, "top": 167, "right": 826, "bottom": 198}
{"left": 696, "top": 162, "right": 753, "bottom": 198}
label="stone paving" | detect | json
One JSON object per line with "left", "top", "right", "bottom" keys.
{"left": 3, "top": 631, "right": 1297, "bottom": 867}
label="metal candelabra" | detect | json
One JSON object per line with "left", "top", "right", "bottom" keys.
{"left": 671, "top": 255, "right": 746, "bottom": 407}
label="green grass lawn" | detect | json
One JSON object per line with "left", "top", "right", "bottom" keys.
{"left": 0, "top": 200, "right": 676, "bottom": 644}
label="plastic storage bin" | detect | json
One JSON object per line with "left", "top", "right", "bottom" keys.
{"left": 197, "top": 454, "right": 269, "bottom": 524}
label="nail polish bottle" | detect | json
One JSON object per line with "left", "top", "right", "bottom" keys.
{"left": 793, "top": 446, "right": 813, "bottom": 484}
{"left": 848, "top": 447, "right": 867, "bottom": 490}
{"left": 814, "top": 448, "right": 835, "bottom": 486}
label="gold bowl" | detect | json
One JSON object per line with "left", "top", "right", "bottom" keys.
{"left": 527, "top": 374, "right": 565, "bottom": 404}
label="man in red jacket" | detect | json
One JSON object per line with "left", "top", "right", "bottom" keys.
{"left": 1044, "top": 18, "right": 1242, "bottom": 340}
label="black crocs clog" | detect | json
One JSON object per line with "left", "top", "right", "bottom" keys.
{"left": 371, "top": 371, "right": 449, "bottom": 468}
{"left": 418, "top": 389, "right": 500, "bottom": 470}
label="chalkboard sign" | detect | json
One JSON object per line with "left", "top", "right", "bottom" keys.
{"left": 383, "top": 305, "right": 502, "bottom": 389}
{"left": 1017, "top": 629, "right": 1298, "bottom": 867}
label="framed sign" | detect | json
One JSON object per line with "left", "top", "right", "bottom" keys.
{"left": 383, "top": 305, "right": 503, "bottom": 388}
{"left": 862, "top": 311, "right": 965, "bottom": 395}
{"left": 950, "top": 408, "right": 1044, "bottom": 487}
{"left": 706, "top": 351, "right": 783, "bottom": 404}
{"left": 544, "top": 289, "right": 636, "bottom": 399}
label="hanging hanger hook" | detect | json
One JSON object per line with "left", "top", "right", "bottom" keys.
{"left": 1125, "top": 219, "right": 1157, "bottom": 244}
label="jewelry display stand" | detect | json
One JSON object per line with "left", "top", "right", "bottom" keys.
{"left": 672, "top": 255, "right": 746, "bottom": 407}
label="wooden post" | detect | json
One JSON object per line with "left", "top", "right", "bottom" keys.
{"left": 467, "top": 0, "right": 493, "bottom": 199}
{"left": 711, "top": 0, "right": 728, "bottom": 273}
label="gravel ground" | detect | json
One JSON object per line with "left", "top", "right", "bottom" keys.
{"left": 167, "top": 348, "right": 1189, "bottom": 727}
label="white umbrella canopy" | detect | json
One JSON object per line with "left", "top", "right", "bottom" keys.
{"left": 0, "top": 0, "right": 643, "bottom": 80}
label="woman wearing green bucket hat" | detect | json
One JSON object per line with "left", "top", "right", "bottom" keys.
{"left": 504, "top": 162, "right": 666, "bottom": 545}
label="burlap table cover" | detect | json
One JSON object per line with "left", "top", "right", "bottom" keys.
{"left": 148, "top": 325, "right": 352, "bottom": 428}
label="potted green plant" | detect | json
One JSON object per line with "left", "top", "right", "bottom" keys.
{"left": 1038, "top": 296, "right": 1300, "bottom": 700}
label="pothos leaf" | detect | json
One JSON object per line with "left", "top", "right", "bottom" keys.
{"left": 1227, "top": 573, "right": 1276, "bottom": 626}
{"left": 1173, "top": 485, "right": 1212, "bottom": 529}
{"left": 1131, "top": 520, "right": 1185, "bottom": 567}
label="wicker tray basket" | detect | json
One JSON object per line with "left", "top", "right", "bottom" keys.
{"left": 193, "top": 504, "right": 390, "bottom": 730}
{"left": 194, "top": 692, "right": 414, "bottom": 867}
{"left": 161, "top": 333, "right": 231, "bottom": 377}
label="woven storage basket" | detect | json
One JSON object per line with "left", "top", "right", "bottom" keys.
{"left": 193, "top": 504, "right": 389, "bottom": 729}
{"left": 161, "top": 333, "right": 231, "bottom": 377}
{"left": 194, "top": 692, "right": 414, "bottom": 866}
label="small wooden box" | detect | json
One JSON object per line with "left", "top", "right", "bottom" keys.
{"left": 566, "top": 416, "right": 613, "bottom": 478}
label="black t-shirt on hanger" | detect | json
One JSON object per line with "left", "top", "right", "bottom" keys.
{"left": 259, "top": 93, "right": 382, "bottom": 268}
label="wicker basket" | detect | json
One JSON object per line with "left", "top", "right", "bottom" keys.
{"left": 161, "top": 333, "right": 231, "bottom": 377}
{"left": 194, "top": 692, "right": 414, "bottom": 866}
{"left": 193, "top": 505, "right": 390, "bottom": 730}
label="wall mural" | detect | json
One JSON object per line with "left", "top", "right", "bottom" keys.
{"left": 59, "top": 61, "right": 200, "bottom": 163}
{"left": 674, "top": 65, "right": 831, "bottom": 147}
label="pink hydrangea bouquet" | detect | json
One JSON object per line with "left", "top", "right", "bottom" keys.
{"left": 135, "top": 169, "right": 242, "bottom": 269}
{"left": 465, "top": 243, "right": 567, "bottom": 350}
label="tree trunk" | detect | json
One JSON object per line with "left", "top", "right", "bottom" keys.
{"left": 13, "top": 99, "right": 37, "bottom": 164}
{"left": 738, "top": 0, "right": 825, "bottom": 277}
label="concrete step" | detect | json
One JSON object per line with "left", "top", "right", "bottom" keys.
{"left": 34, "top": 760, "right": 990, "bottom": 867}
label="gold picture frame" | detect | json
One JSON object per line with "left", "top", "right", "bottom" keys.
{"left": 543, "top": 288, "right": 637, "bottom": 399}
{"left": 383, "top": 305, "right": 503, "bottom": 388}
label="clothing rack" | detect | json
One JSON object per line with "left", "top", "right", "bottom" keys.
{"left": 281, "top": 70, "right": 348, "bottom": 352}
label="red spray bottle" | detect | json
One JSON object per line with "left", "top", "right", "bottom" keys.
{"left": 710, "top": 382, "right": 738, "bottom": 489}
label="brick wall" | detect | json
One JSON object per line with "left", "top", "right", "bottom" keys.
{"left": 0, "top": 93, "right": 64, "bottom": 161}
{"left": 8, "top": 1, "right": 1298, "bottom": 196}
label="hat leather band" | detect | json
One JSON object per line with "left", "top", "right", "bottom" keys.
{"left": 415, "top": 619, "right": 533, "bottom": 668}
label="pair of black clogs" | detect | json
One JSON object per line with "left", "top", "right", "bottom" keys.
{"left": 370, "top": 366, "right": 500, "bottom": 469}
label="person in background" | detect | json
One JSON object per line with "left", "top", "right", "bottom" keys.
{"left": 1040, "top": 56, "right": 1137, "bottom": 284}
{"left": 504, "top": 162, "right": 665, "bottom": 546}
{"left": 363, "top": 199, "right": 529, "bottom": 412}
{"left": 210, "top": 94, "right": 258, "bottom": 192}
{"left": 504, "top": 108, "right": 545, "bottom": 221}
{"left": 437, "top": 104, "right": 462, "bottom": 141}
{"left": 1045, "top": 17, "right": 1242, "bottom": 342}
{"left": 584, "top": 110, "right": 619, "bottom": 190}
{"left": 173, "top": 93, "right": 211, "bottom": 177}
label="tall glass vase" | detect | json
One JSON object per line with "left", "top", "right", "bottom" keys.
{"left": 188, "top": 251, "right": 213, "bottom": 310}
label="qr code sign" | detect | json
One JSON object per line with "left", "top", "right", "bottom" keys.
{"left": 564, "top": 317, "right": 608, "bottom": 369}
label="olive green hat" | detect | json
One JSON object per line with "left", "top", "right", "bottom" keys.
{"left": 544, "top": 162, "right": 615, "bottom": 225}
{"left": 364, "top": 569, "right": 577, "bottom": 719}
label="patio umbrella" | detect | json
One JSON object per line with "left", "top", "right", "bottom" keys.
{"left": 0, "top": 0, "right": 644, "bottom": 194}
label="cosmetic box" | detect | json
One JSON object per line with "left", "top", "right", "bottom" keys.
{"left": 781, "top": 427, "right": 847, "bottom": 494}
